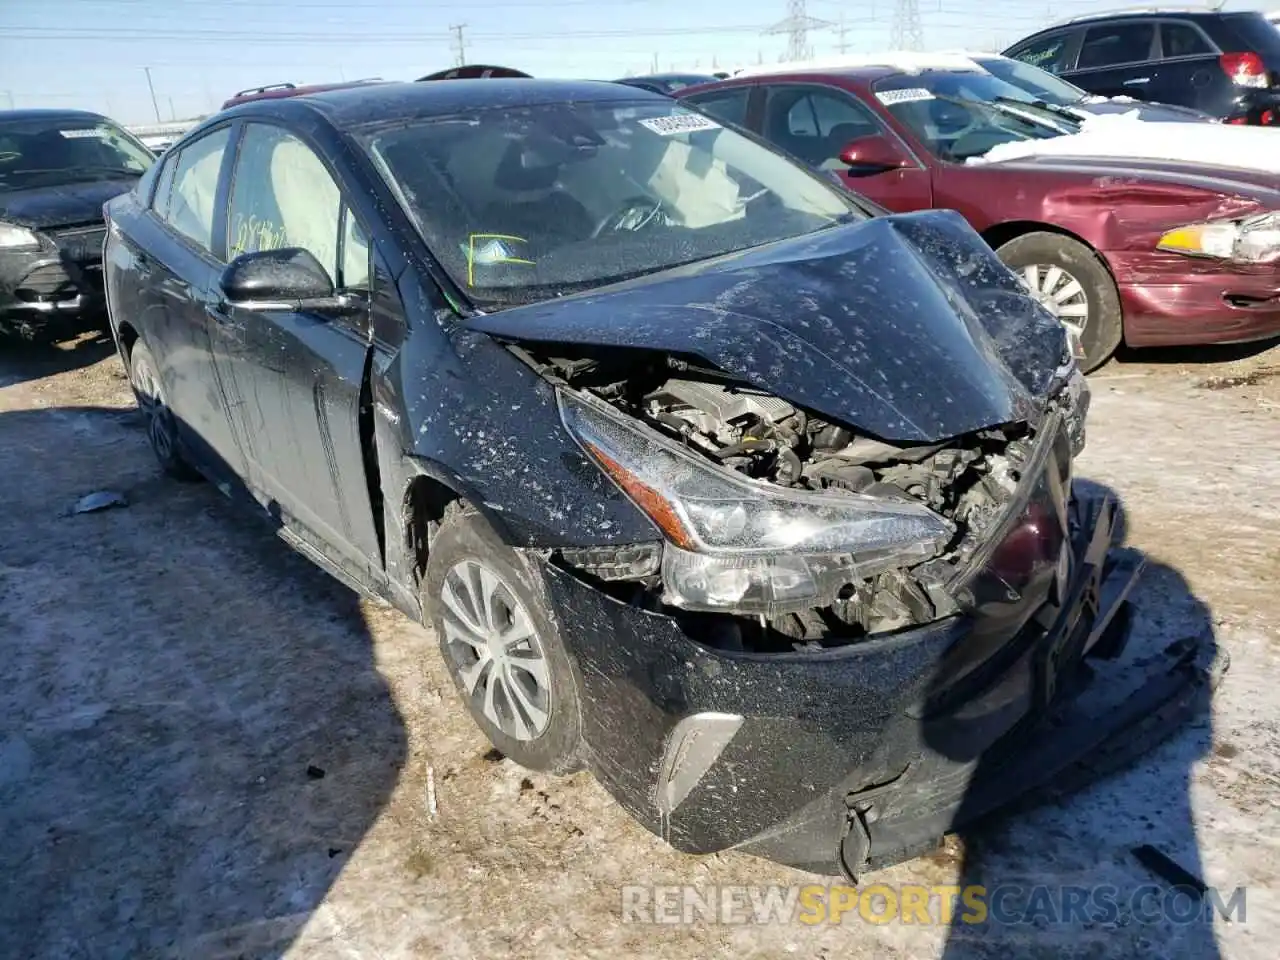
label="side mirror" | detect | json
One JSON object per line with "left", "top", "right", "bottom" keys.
{"left": 838, "top": 134, "right": 910, "bottom": 175}
{"left": 219, "top": 247, "right": 358, "bottom": 314}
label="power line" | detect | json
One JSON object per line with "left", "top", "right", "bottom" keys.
{"left": 834, "top": 12, "right": 851, "bottom": 54}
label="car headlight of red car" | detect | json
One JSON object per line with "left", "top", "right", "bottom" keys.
{"left": 1158, "top": 211, "right": 1280, "bottom": 264}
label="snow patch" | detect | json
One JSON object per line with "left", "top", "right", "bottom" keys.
{"left": 967, "top": 115, "right": 1280, "bottom": 174}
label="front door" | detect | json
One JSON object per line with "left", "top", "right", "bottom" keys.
{"left": 141, "top": 123, "right": 249, "bottom": 483}
{"left": 757, "top": 82, "right": 932, "bottom": 213}
{"left": 211, "top": 122, "right": 385, "bottom": 570}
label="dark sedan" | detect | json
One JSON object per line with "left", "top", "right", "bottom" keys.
{"left": 613, "top": 72, "right": 720, "bottom": 95}
{"left": 968, "top": 52, "right": 1217, "bottom": 123}
{"left": 680, "top": 65, "right": 1280, "bottom": 372}
{"left": 0, "top": 109, "right": 153, "bottom": 339}
{"left": 102, "top": 79, "right": 1208, "bottom": 878}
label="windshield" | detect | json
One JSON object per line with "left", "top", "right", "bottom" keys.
{"left": 0, "top": 117, "right": 153, "bottom": 192}
{"left": 873, "top": 71, "right": 1073, "bottom": 162}
{"left": 361, "top": 100, "right": 858, "bottom": 307}
{"left": 976, "top": 57, "right": 1088, "bottom": 106}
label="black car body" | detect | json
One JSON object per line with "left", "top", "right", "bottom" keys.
{"left": 0, "top": 109, "right": 153, "bottom": 338}
{"left": 1003, "top": 9, "right": 1280, "bottom": 125}
{"left": 102, "top": 79, "right": 1209, "bottom": 878}
{"left": 969, "top": 52, "right": 1217, "bottom": 122}
{"left": 613, "top": 73, "right": 721, "bottom": 95}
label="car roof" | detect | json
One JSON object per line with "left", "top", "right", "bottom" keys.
{"left": 266, "top": 78, "right": 667, "bottom": 128}
{"left": 731, "top": 51, "right": 987, "bottom": 79}
{"left": 0, "top": 108, "right": 109, "bottom": 124}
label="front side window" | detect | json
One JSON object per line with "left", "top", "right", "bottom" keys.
{"left": 163, "top": 126, "right": 232, "bottom": 254}
{"left": 360, "top": 100, "right": 857, "bottom": 307}
{"left": 1077, "top": 23, "right": 1156, "bottom": 70}
{"left": 1007, "top": 33, "right": 1073, "bottom": 75}
{"left": 872, "top": 71, "right": 1073, "bottom": 163}
{"left": 763, "top": 86, "right": 883, "bottom": 170}
{"left": 226, "top": 124, "right": 343, "bottom": 281}
{"left": 0, "top": 116, "right": 153, "bottom": 193}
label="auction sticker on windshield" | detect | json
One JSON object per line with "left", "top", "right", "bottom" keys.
{"left": 60, "top": 128, "right": 111, "bottom": 138}
{"left": 639, "top": 114, "right": 722, "bottom": 136}
{"left": 876, "top": 88, "right": 935, "bottom": 105}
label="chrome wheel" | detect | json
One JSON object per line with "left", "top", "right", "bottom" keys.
{"left": 1021, "top": 263, "right": 1090, "bottom": 344}
{"left": 440, "top": 559, "right": 551, "bottom": 742}
{"left": 130, "top": 348, "right": 176, "bottom": 463}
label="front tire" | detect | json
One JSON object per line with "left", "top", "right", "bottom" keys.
{"left": 423, "top": 506, "right": 584, "bottom": 774}
{"left": 996, "top": 231, "right": 1123, "bottom": 374}
{"left": 127, "top": 339, "right": 200, "bottom": 481}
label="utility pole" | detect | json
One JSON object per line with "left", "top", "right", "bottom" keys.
{"left": 143, "top": 67, "right": 161, "bottom": 123}
{"left": 835, "top": 12, "right": 851, "bottom": 54}
{"left": 764, "top": 0, "right": 835, "bottom": 63}
{"left": 890, "top": 0, "right": 924, "bottom": 51}
{"left": 449, "top": 23, "right": 468, "bottom": 67}
{"left": 168, "top": 96, "right": 176, "bottom": 121}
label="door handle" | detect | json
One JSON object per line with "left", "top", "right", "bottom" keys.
{"left": 1123, "top": 77, "right": 1150, "bottom": 86}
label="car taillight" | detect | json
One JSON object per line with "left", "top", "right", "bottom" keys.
{"left": 1220, "top": 52, "right": 1269, "bottom": 88}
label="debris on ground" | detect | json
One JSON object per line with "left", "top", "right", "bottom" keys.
{"left": 69, "top": 490, "right": 127, "bottom": 515}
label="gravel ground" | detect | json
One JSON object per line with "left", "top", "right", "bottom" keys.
{"left": 1, "top": 333, "right": 1278, "bottom": 959}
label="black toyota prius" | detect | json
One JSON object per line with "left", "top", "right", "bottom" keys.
{"left": 102, "top": 78, "right": 1208, "bottom": 878}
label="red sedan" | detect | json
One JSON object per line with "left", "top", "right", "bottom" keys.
{"left": 680, "top": 64, "right": 1280, "bottom": 371}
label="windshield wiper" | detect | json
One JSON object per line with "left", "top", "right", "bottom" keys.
{"left": 992, "top": 96, "right": 1080, "bottom": 128}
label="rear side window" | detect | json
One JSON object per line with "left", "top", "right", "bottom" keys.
{"left": 159, "top": 126, "right": 231, "bottom": 255}
{"left": 1008, "top": 32, "right": 1073, "bottom": 74}
{"left": 1161, "top": 22, "right": 1214, "bottom": 59}
{"left": 1077, "top": 23, "right": 1157, "bottom": 69}
{"left": 683, "top": 87, "right": 751, "bottom": 127}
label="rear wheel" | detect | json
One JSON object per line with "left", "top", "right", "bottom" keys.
{"left": 423, "top": 505, "right": 584, "bottom": 774}
{"left": 996, "top": 231, "right": 1123, "bottom": 373}
{"left": 128, "top": 339, "right": 200, "bottom": 481}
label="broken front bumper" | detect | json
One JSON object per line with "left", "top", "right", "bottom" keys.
{"left": 541, "top": 495, "right": 1217, "bottom": 878}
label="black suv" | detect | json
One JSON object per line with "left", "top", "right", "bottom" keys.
{"left": 1003, "top": 8, "right": 1280, "bottom": 125}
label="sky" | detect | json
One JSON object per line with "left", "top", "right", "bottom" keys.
{"left": 0, "top": 0, "right": 1267, "bottom": 125}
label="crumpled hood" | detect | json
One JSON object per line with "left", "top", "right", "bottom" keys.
{"left": 0, "top": 177, "right": 137, "bottom": 230}
{"left": 466, "top": 209, "right": 1068, "bottom": 443}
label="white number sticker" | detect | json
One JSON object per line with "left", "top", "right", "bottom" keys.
{"left": 60, "top": 127, "right": 110, "bottom": 139}
{"left": 638, "top": 113, "right": 722, "bottom": 136}
{"left": 875, "top": 88, "right": 935, "bottom": 106}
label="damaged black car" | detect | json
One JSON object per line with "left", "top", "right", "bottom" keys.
{"left": 1, "top": 109, "right": 153, "bottom": 340}
{"left": 104, "top": 79, "right": 1195, "bottom": 878}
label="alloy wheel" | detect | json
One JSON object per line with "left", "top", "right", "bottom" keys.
{"left": 1021, "top": 263, "right": 1090, "bottom": 346}
{"left": 130, "top": 351, "right": 176, "bottom": 463}
{"left": 440, "top": 559, "right": 552, "bottom": 742}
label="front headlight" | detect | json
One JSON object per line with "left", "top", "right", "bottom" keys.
{"left": 0, "top": 222, "right": 41, "bottom": 251}
{"left": 558, "top": 389, "right": 955, "bottom": 616}
{"left": 1158, "top": 212, "right": 1280, "bottom": 264}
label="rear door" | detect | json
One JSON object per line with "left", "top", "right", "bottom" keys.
{"left": 134, "top": 123, "right": 247, "bottom": 482}
{"left": 1067, "top": 20, "right": 1162, "bottom": 101}
{"left": 1152, "top": 19, "right": 1227, "bottom": 114}
{"left": 213, "top": 121, "right": 385, "bottom": 570}
{"left": 756, "top": 82, "right": 931, "bottom": 212}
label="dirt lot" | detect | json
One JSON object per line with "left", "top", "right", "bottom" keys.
{"left": 2, "top": 333, "right": 1279, "bottom": 959}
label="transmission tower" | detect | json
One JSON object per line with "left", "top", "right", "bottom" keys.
{"left": 890, "top": 0, "right": 924, "bottom": 51}
{"left": 764, "top": 0, "right": 835, "bottom": 62}
{"left": 449, "top": 23, "right": 468, "bottom": 66}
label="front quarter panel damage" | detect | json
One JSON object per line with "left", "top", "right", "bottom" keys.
{"left": 396, "top": 320, "right": 659, "bottom": 547}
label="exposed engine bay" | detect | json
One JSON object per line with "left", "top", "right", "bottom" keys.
{"left": 517, "top": 346, "right": 1085, "bottom": 653}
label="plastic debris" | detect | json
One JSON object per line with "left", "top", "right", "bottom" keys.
{"left": 71, "top": 491, "right": 128, "bottom": 515}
